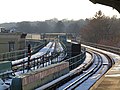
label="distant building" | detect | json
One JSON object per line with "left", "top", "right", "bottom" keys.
{"left": 41, "top": 33, "right": 66, "bottom": 41}
{"left": 26, "top": 33, "right": 41, "bottom": 47}
{"left": 40, "top": 33, "right": 77, "bottom": 42}
{"left": 26, "top": 33, "right": 41, "bottom": 40}
{"left": 25, "top": 33, "right": 79, "bottom": 47}
{"left": 0, "top": 32, "right": 26, "bottom": 53}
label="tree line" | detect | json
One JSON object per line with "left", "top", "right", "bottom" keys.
{"left": 0, "top": 10, "right": 120, "bottom": 47}
{"left": 80, "top": 10, "right": 120, "bottom": 47}
{"left": 0, "top": 18, "right": 86, "bottom": 33}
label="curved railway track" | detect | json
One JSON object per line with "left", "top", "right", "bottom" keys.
{"left": 57, "top": 50, "right": 113, "bottom": 90}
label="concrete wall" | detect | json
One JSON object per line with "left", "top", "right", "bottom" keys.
{"left": 0, "top": 33, "right": 26, "bottom": 53}
{"left": 11, "top": 62, "right": 69, "bottom": 90}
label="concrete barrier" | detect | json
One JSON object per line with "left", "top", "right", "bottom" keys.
{"left": 11, "top": 62, "right": 69, "bottom": 90}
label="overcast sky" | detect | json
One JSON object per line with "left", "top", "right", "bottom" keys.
{"left": 0, "top": 0, "right": 120, "bottom": 23}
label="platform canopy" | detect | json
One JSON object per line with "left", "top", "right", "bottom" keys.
{"left": 90, "top": 0, "right": 120, "bottom": 13}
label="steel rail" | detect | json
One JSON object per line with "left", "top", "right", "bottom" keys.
{"left": 63, "top": 53, "right": 103, "bottom": 90}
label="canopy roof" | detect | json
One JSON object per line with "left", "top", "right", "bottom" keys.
{"left": 90, "top": 0, "right": 120, "bottom": 13}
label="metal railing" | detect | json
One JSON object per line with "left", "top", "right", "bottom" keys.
{"left": 60, "top": 40, "right": 86, "bottom": 70}
{"left": 64, "top": 49, "right": 86, "bottom": 70}
{"left": 0, "top": 43, "right": 45, "bottom": 61}
{"left": 11, "top": 41, "right": 86, "bottom": 72}
{"left": 12, "top": 51, "right": 63, "bottom": 72}
{"left": 12, "top": 49, "right": 86, "bottom": 72}
{"left": 82, "top": 41, "right": 120, "bottom": 55}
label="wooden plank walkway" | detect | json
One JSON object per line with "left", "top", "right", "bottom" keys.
{"left": 90, "top": 60, "right": 120, "bottom": 90}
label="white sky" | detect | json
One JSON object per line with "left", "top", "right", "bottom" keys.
{"left": 0, "top": 0, "right": 120, "bottom": 23}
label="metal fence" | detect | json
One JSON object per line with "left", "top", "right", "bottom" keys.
{"left": 12, "top": 49, "right": 86, "bottom": 72}
{"left": 11, "top": 41, "right": 86, "bottom": 72}
{"left": 82, "top": 41, "right": 120, "bottom": 55}
{"left": 64, "top": 48, "right": 86, "bottom": 70}
{"left": 12, "top": 51, "right": 62, "bottom": 72}
{"left": 0, "top": 43, "right": 45, "bottom": 61}
{"left": 60, "top": 41, "right": 86, "bottom": 70}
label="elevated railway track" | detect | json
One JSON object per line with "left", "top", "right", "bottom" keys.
{"left": 0, "top": 40, "right": 119, "bottom": 90}
{"left": 42, "top": 41, "right": 117, "bottom": 90}
{"left": 0, "top": 41, "right": 66, "bottom": 90}
{"left": 51, "top": 48, "right": 113, "bottom": 90}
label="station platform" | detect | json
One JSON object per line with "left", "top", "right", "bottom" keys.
{"left": 90, "top": 60, "right": 120, "bottom": 90}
